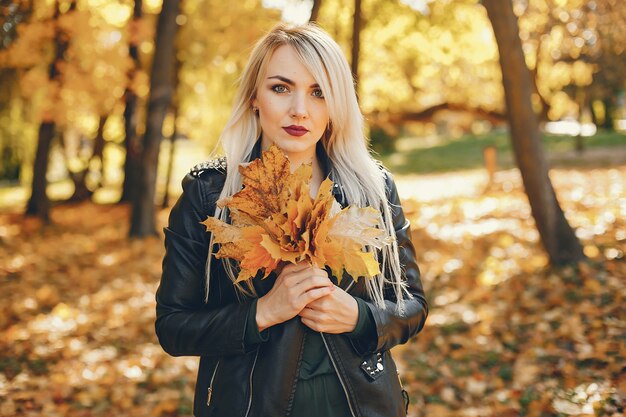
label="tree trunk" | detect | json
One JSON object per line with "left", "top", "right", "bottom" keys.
{"left": 25, "top": 0, "right": 74, "bottom": 221}
{"left": 162, "top": 121, "right": 177, "bottom": 209}
{"left": 483, "top": 0, "right": 585, "bottom": 266}
{"left": 161, "top": 53, "right": 182, "bottom": 210}
{"left": 310, "top": 0, "right": 322, "bottom": 22}
{"left": 530, "top": 36, "right": 550, "bottom": 121}
{"left": 67, "top": 115, "right": 107, "bottom": 202}
{"left": 26, "top": 122, "right": 54, "bottom": 221}
{"left": 120, "top": 0, "right": 143, "bottom": 203}
{"left": 574, "top": 87, "right": 588, "bottom": 154}
{"left": 129, "top": 0, "right": 180, "bottom": 237}
{"left": 351, "top": 0, "right": 362, "bottom": 90}
{"left": 602, "top": 97, "right": 614, "bottom": 130}
{"left": 92, "top": 115, "right": 106, "bottom": 165}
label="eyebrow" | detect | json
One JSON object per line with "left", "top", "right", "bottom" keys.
{"left": 268, "top": 75, "right": 319, "bottom": 88}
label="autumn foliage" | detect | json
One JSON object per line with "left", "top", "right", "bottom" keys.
{"left": 202, "top": 145, "right": 389, "bottom": 284}
{"left": 1, "top": 166, "right": 624, "bottom": 416}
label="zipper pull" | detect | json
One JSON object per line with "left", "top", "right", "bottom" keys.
{"left": 207, "top": 387, "right": 213, "bottom": 406}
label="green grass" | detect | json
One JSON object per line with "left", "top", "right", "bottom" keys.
{"left": 377, "top": 129, "right": 626, "bottom": 174}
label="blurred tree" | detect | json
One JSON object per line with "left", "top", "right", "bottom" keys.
{"left": 516, "top": 0, "right": 626, "bottom": 124}
{"left": 161, "top": 55, "right": 181, "bottom": 209}
{"left": 483, "top": 0, "right": 585, "bottom": 265}
{"left": 351, "top": 0, "right": 361, "bottom": 92}
{"left": 120, "top": 0, "right": 143, "bottom": 203}
{"left": 25, "top": 0, "right": 73, "bottom": 221}
{"left": 1, "top": 0, "right": 135, "bottom": 213}
{"left": 0, "top": 3, "right": 31, "bottom": 183}
{"left": 129, "top": 0, "right": 180, "bottom": 237}
{"left": 174, "top": 1, "right": 279, "bottom": 147}
{"left": 63, "top": 115, "right": 108, "bottom": 202}
{"left": 586, "top": 0, "right": 626, "bottom": 129}
{"left": 0, "top": 69, "right": 25, "bottom": 182}
{"left": 316, "top": 0, "right": 504, "bottom": 119}
{"left": 0, "top": 0, "right": 30, "bottom": 48}
{"left": 310, "top": 0, "right": 322, "bottom": 22}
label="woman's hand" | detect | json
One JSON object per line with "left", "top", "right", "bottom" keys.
{"left": 256, "top": 262, "right": 335, "bottom": 331}
{"left": 298, "top": 287, "right": 359, "bottom": 334}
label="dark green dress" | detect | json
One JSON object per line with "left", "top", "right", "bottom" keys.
{"left": 244, "top": 297, "right": 376, "bottom": 417}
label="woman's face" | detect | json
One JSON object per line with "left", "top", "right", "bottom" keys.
{"left": 253, "top": 44, "right": 329, "bottom": 164}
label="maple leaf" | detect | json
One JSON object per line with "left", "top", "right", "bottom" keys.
{"left": 201, "top": 144, "right": 391, "bottom": 284}
{"left": 328, "top": 206, "right": 391, "bottom": 249}
{"left": 227, "top": 145, "right": 312, "bottom": 220}
{"left": 314, "top": 206, "right": 388, "bottom": 284}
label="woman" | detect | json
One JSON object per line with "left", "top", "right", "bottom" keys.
{"left": 156, "top": 23, "right": 428, "bottom": 417}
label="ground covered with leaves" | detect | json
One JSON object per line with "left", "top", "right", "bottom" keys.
{"left": 0, "top": 166, "right": 624, "bottom": 417}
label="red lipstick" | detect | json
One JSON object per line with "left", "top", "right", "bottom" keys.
{"left": 283, "top": 125, "right": 308, "bottom": 137}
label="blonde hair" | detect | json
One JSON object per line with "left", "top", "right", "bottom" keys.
{"left": 206, "top": 23, "right": 411, "bottom": 311}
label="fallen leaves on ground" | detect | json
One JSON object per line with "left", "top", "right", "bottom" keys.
{"left": 396, "top": 167, "right": 626, "bottom": 417}
{"left": 0, "top": 166, "right": 624, "bottom": 417}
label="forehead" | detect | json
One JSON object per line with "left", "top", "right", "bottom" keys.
{"left": 264, "top": 44, "right": 317, "bottom": 84}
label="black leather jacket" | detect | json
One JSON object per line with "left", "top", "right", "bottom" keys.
{"left": 155, "top": 150, "right": 428, "bottom": 417}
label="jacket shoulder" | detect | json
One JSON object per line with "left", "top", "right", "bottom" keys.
{"left": 183, "top": 156, "right": 227, "bottom": 189}
{"left": 179, "top": 157, "right": 227, "bottom": 213}
{"left": 188, "top": 156, "right": 227, "bottom": 178}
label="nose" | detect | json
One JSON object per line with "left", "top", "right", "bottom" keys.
{"left": 289, "top": 93, "right": 308, "bottom": 119}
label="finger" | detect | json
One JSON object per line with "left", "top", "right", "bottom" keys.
{"left": 282, "top": 261, "right": 310, "bottom": 273}
{"left": 277, "top": 263, "right": 308, "bottom": 281}
{"left": 308, "top": 264, "right": 327, "bottom": 273}
{"left": 298, "top": 306, "right": 314, "bottom": 319}
{"left": 306, "top": 287, "right": 340, "bottom": 308}
{"left": 300, "top": 307, "right": 328, "bottom": 324}
{"left": 301, "top": 286, "right": 335, "bottom": 305}
{"left": 304, "top": 297, "right": 325, "bottom": 310}
{"left": 294, "top": 279, "right": 334, "bottom": 300}
{"left": 285, "top": 269, "right": 332, "bottom": 289}
{"left": 300, "top": 317, "right": 325, "bottom": 332}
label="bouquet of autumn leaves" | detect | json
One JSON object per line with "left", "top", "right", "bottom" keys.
{"left": 201, "top": 145, "right": 392, "bottom": 285}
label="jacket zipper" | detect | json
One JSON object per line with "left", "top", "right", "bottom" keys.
{"left": 243, "top": 347, "right": 261, "bottom": 417}
{"left": 320, "top": 333, "right": 357, "bottom": 417}
{"left": 285, "top": 331, "right": 308, "bottom": 417}
{"left": 207, "top": 360, "right": 221, "bottom": 406}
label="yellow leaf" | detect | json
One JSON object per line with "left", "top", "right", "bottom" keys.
{"left": 202, "top": 144, "right": 391, "bottom": 285}
{"left": 328, "top": 206, "right": 390, "bottom": 249}
{"left": 227, "top": 145, "right": 312, "bottom": 219}
{"left": 260, "top": 234, "right": 300, "bottom": 264}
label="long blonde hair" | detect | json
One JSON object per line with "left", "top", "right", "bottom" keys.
{"left": 206, "top": 23, "right": 411, "bottom": 311}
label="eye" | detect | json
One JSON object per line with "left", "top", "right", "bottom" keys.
{"left": 271, "top": 84, "right": 288, "bottom": 93}
{"left": 312, "top": 88, "right": 324, "bottom": 98}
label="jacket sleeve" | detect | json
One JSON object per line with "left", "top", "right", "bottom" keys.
{"left": 355, "top": 170, "right": 429, "bottom": 354}
{"left": 154, "top": 171, "right": 257, "bottom": 358}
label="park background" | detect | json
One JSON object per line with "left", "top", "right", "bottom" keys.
{"left": 0, "top": 0, "right": 625, "bottom": 416}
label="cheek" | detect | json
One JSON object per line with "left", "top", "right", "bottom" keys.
{"left": 259, "top": 97, "right": 284, "bottom": 119}
{"left": 314, "top": 108, "right": 330, "bottom": 130}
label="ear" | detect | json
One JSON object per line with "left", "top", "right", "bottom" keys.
{"left": 251, "top": 97, "right": 258, "bottom": 108}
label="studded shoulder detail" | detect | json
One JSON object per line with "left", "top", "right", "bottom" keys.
{"left": 189, "top": 156, "right": 227, "bottom": 177}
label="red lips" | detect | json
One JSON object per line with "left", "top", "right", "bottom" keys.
{"left": 283, "top": 125, "right": 309, "bottom": 137}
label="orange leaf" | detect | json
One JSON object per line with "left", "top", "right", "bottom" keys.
{"left": 202, "top": 144, "right": 391, "bottom": 285}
